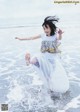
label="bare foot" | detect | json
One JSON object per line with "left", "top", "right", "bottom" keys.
{"left": 25, "top": 52, "right": 31, "bottom": 66}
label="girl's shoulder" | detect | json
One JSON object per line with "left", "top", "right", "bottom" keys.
{"left": 40, "top": 33, "right": 46, "bottom": 38}
{"left": 40, "top": 34, "right": 59, "bottom": 41}
{"left": 40, "top": 33, "right": 57, "bottom": 38}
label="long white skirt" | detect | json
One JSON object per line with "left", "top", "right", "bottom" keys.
{"left": 31, "top": 52, "right": 69, "bottom": 93}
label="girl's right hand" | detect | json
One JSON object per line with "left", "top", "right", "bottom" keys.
{"left": 15, "top": 37, "right": 21, "bottom": 40}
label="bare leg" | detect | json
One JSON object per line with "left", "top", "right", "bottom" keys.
{"left": 25, "top": 52, "right": 31, "bottom": 65}
{"left": 25, "top": 52, "right": 38, "bottom": 66}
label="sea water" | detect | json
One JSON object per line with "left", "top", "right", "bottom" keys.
{"left": 0, "top": 15, "right": 80, "bottom": 112}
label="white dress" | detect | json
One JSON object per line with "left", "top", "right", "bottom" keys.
{"left": 31, "top": 34, "right": 69, "bottom": 93}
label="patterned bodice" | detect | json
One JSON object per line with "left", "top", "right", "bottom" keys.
{"left": 41, "top": 39, "right": 57, "bottom": 53}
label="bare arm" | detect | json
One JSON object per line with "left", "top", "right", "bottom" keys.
{"left": 15, "top": 34, "right": 41, "bottom": 41}
{"left": 56, "top": 29, "right": 64, "bottom": 40}
{"left": 56, "top": 29, "right": 64, "bottom": 47}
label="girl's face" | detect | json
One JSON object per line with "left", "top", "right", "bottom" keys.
{"left": 43, "top": 25, "right": 51, "bottom": 36}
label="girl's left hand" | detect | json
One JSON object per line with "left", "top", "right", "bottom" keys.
{"left": 58, "top": 29, "right": 64, "bottom": 35}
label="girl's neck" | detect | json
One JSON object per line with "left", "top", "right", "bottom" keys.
{"left": 46, "top": 34, "right": 51, "bottom": 37}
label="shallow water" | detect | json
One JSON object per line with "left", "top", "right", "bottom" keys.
{"left": 0, "top": 24, "right": 80, "bottom": 112}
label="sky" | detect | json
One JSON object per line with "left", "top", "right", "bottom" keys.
{"left": 0, "top": 0, "right": 80, "bottom": 19}
{"left": 0, "top": 0, "right": 52, "bottom": 18}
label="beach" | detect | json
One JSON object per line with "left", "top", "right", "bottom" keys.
{"left": 0, "top": 1, "right": 80, "bottom": 110}
{"left": 0, "top": 18, "right": 80, "bottom": 112}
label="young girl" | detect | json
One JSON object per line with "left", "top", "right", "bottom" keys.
{"left": 15, "top": 16, "right": 69, "bottom": 93}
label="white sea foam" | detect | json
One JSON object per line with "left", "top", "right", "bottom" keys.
{"left": 0, "top": 14, "right": 80, "bottom": 111}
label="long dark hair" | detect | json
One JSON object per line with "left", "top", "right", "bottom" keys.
{"left": 42, "top": 16, "right": 59, "bottom": 36}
